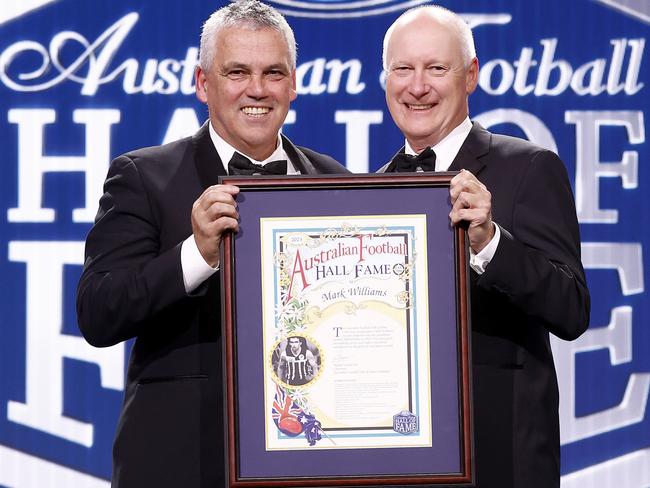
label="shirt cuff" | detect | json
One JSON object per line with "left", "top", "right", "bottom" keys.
{"left": 469, "top": 223, "right": 501, "bottom": 275}
{"left": 181, "top": 235, "right": 218, "bottom": 293}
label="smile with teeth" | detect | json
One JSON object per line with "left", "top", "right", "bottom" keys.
{"left": 406, "top": 103, "right": 434, "bottom": 110}
{"left": 242, "top": 106, "right": 270, "bottom": 116}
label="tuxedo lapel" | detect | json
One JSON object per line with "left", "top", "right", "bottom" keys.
{"left": 376, "top": 147, "right": 406, "bottom": 173}
{"left": 448, "top": 121, "right": 490, "bottom": 175}
{"left": 192, "top": 121, "right": 227, "bottom": 190}
{"left": 282, "top": 134, "right": 317, "bottom": 174}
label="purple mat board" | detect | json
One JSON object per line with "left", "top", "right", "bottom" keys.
{"left": 229, "top": 183, "right": 466, "bottom": 480}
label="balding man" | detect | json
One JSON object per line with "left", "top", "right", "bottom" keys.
{"left": 379, "top": 6, "right": 590, "bottom": 487}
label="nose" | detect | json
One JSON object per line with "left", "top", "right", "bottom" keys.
{"left": 246, "top": 73, "right": 268, "bottom": 99}
{"left": 408, "top": 68, "right": 430, "bottom": 98}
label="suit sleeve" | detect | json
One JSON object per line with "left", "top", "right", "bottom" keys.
{"left": 76, "top": 155, "right": 189, "bottom": 347}
{"left": 477, "top": 150, "right": 590, "bottom": 340}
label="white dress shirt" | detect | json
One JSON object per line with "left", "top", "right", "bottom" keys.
{"left": 405, "top": 117, "right": 500, "bottom": 275}
{"left": 181, "top": 124, "right": 295, "bottom": 293}
{"left": 209, "top": 123, "right": 299, "bottom": 175}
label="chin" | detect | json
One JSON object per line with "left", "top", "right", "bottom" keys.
{"left": 242, "top": 132, "right": 273, "bottom": 145}
{"left": 404, "top": 130, "right": 434, "bottom": 143}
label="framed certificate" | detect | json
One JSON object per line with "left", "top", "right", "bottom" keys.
{"left": 220, "top": 174, "right": 472, "bottom": 487}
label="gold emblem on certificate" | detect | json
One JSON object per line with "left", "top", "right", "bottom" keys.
{"left": 261, "top": 215, "right": 432, "bottom": 451}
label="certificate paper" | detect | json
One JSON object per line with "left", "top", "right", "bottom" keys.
{"left": 261, "top": 215, "right": 432, "bottom": 451}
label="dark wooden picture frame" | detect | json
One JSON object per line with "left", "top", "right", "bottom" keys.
{"left": 220, "top": 174, "right": 473, "bottom": 487}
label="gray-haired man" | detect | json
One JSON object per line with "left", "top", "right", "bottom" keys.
{"left": 77, "top": 2, "right": 347, "bottom": 486}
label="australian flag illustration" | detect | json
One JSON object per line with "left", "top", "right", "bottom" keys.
{"left": 272, "top": 384, "right": 323, "bottom": 446}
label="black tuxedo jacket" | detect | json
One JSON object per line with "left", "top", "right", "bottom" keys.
{"left": 381, "top": 122, "right": 590, "bottom": 488}
{"left": 76, "top": 123, "right": 349, "bottom": 487}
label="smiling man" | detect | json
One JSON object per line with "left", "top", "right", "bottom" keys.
{"left": 379, "top": 6, "right": 590, "bottom": 488}
{"left": 76, "top": 2, "right": 347, "bottom": 487}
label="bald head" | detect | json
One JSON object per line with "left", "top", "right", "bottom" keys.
{"left": 383, "top": 6, "right": 476, "bottom": 71}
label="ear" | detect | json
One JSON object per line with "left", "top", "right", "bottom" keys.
{"left": 466, "top": 57, "right": 479, "bottom": 95}
{"left": 289, "top": 69, "right": 297, "bottom": 102}
{"left": 195, "top": 66, "right": 208, "bottom": 103}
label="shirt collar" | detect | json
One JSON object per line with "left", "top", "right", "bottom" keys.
{"left": 405, "top": 117, "right": 473, "bottom": 171}
{"left": 208, "top": 122, "right": 296, "bottom": 174}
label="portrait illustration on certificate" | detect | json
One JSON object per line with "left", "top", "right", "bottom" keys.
{"left": 260, "top": 215, "right": 432, "bottom": 451}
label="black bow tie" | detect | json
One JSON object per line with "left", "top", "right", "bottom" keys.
{"left": 227, "top": 152, "right": 287, "bottom": 175}
{"left": 391, "top": 147, "right": 437, "bottom": 172}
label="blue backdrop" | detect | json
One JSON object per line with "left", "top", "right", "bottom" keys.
{"left": 0, "top": 0, "right": 648, "bottom": 486}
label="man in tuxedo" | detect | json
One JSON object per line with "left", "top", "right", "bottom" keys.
{"left": 76, "top": 1, "right": 347, "bottom": 486}
{"left": 380, "top": 6, "right": 590, "bottom": 487}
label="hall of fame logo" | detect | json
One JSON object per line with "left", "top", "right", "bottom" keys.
{"left": 393, "top": 410, "right": 419, "bottom": 435}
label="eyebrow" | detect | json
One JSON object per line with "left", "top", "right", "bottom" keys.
{"left": 220, "top": 62, "right": 249, "bottom": 71}
{"left": 264, "top": 63, "right": 290, "bottom": 72}
{"left": 220, "top": 62, "right": 290, "bottom": 72}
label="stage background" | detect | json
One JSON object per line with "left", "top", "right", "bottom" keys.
{"left": 0, "top": 0, "right": 648, "bottom": 486}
